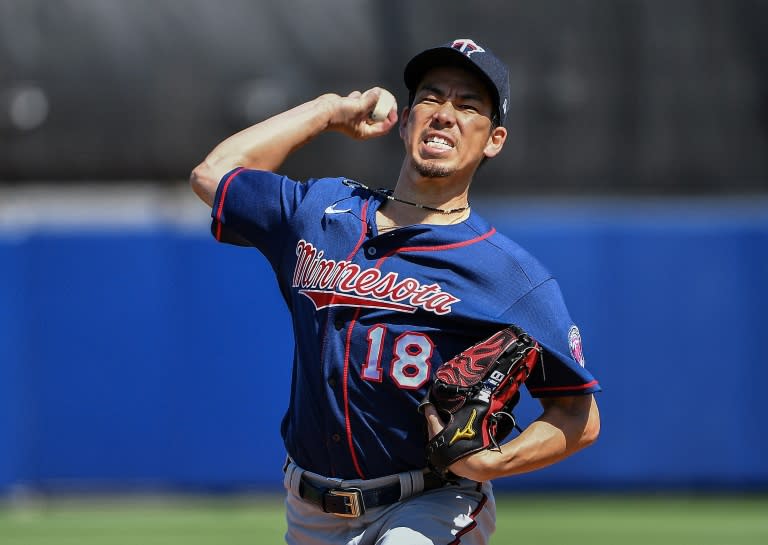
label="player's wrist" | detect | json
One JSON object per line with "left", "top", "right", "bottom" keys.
{"left": 315, "top": 93, "right": 348, "bottom": 132}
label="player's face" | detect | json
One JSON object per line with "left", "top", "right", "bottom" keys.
{"left": 400, "top": 65, "right": 507, "bottom": 179}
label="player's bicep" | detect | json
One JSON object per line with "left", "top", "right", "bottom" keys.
{"left": 537, "top": 394, "right": 600, "bottom": 446}
{"left": 538, "top": 393, "right": 593, "bottom": 416}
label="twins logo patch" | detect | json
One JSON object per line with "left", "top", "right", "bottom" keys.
{"left": 568, "top": 325, "right": 585, "bottom": 367}
{"left": 451, "top": 38, "right": 485, "bottom": 58}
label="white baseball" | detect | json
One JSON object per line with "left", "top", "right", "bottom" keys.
{"left": 370, "top": 89, "right": 396, "bottom": 122}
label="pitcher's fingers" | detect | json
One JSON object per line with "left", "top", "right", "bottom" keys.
{"left": 423, "top": 404, "right": 446, "bottom": 437}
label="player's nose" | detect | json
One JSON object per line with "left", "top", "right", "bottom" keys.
{"left": 431, "top": 101, "right": 457, "bottom": 127}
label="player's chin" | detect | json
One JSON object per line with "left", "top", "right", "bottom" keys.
{"left": 413, "top": 159, "right": 455, "bottom": 179}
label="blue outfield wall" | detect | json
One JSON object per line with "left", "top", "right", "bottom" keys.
{"left": 1, "top": 198, "right": 767, "bottom": 493}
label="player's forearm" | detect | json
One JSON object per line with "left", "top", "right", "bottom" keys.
{"left": 189, "top": 97, "right": 336, "bottom": 207}
{"left": 500, "top": 395, "right": 599, "bottom": 473}
{"left": 453, "top": 395, "right": 600, "bottom": 481}
{"left": 209, "top": 96, "right": 335, "bottom": 173}
{"left": 189, "top": 88, "right": 395, "bottom": 208}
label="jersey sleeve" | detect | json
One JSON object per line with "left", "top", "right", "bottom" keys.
{"left": 209, "top": 167, "right": 311, "bottom": 262}
{"left": 502, "top": 278, "right": 601, "bottom": 397}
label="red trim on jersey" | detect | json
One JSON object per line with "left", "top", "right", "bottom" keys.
{"left": 342, "top": 307, "right": 365, "bottom": 479}
{"left": 377, "top": 227, "right": 496, "bottom": 261}
{"left": 340, "top": 201, "right": 370, "bottom": 480}
{"left": 350, "top": 201, "right": 370, "bottom": 260}
{"left": 213, "top": 167, "right": 245, "bottom": 241}
{"left": 448, "top": 491, "right": 489, "bottom": 545}
{"left": 528, "top": 379, "right": 599, "bottom": 394}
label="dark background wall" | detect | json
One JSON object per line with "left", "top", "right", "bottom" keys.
{"left": 0, "top": 0, "right": 766, "bottom": 194}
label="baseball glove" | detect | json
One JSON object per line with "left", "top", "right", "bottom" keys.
{"left": 419, "top": 325, "right": 541, "bottom": 474}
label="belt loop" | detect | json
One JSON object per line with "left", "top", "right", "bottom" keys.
{"left": 398, "top": 469, "right": 425, "bottom": 501}
{"left": 285, "top": 461, "right": 303, "bottom": 496}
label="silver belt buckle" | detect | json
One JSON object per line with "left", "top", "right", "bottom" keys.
{"left": 328, "top": 488, "right": 365, "bottom": 518}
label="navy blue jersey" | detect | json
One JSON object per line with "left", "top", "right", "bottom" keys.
{"left": 210, "top": 168, "right": 600, "bottom": 480}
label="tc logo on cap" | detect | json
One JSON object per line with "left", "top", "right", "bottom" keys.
{"left": 451, "top": 39, "right": 485, "bottom": 57}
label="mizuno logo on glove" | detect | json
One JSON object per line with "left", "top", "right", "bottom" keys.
{"left": 450, "top": 409, "right": 478, "bottom": 445}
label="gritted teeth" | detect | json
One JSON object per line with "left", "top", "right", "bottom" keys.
{"left": 424, "top": 135, "right": 454, "bottom": 149}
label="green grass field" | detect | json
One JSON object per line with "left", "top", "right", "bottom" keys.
{"left": 1, "top": 493, "right": 766, "bottom": 545}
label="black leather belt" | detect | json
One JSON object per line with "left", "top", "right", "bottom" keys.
{"left": 298, "top": 471, "right": 446, "bottom": 517}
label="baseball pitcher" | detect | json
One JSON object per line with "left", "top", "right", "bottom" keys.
{"left": 190, "top": 38, "right": 601, "bottom": 545}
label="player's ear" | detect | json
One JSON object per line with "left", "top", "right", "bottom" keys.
{"left": 398, "top": 106, "right": 411, "bottom": 139}
{"left": 483, "top": 126, "right": 507, "bottom": 159}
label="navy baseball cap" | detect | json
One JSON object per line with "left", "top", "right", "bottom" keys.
{"left": 404, "top": 38, "right": 511, "bottom": 127}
